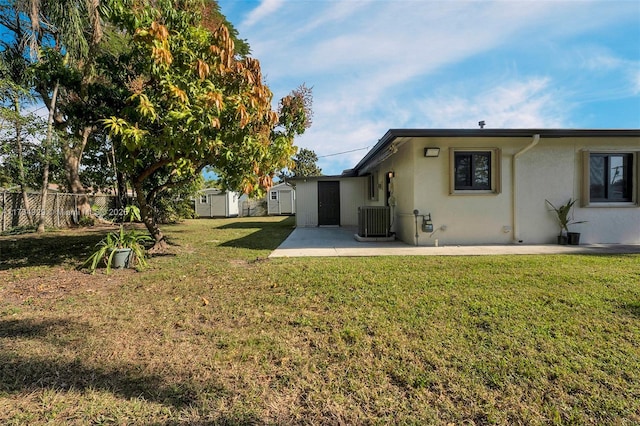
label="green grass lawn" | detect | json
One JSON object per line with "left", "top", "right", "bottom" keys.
{"left": 1, "top": 217, "right": 639, "bottom": 425}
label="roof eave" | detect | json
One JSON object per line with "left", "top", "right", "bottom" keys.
{"left": 348, "top": 128, "right": 640, "bottom": 176}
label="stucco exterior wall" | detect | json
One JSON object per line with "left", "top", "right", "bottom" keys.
{"left": 373, "top": 139, "right": 417, "bottom": 244}
{"left": 294, "top": 133, "right": 638, "bottom": 245}
{"left": 517, "top": 137, "right": 640, "bottom": 244}
{"left": 340, "top": 178, "right": 367, "bottom": 226}
{"left": 371, "top": 136, "right": 639, "bottom": 245}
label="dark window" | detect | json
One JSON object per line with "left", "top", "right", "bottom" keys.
{"left": 368, "top": 174, "right": 376, "bottom": 200}
{"left": 454, "top": 152, "right": 491, "bottom": 190}
{"left": 589, "top": 153, "right": 633, "bottom": 202}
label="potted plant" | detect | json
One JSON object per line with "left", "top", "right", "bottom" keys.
{"left": 81, "top": 225, "right": 152, "bottom": 273}
{"left": 545, "top": 198, "right": 586, "bottom": 245}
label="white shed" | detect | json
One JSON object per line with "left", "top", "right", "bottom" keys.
{"left": 195, "top": 188, "right": 239, "bottom": 217}
{"left": 267, "top": 182, "right": 296, "bottom": 215}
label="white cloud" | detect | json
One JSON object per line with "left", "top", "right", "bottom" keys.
{"left": 417, "top": 78, "right": 569, "bottom": 128}
{"left": 241, "top": 0, "right": 285, "bottom": 28}
{"left": 220, "top": 0, "right": 640, "bottom": 173}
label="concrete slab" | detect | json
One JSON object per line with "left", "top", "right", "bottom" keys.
{"left": 269, "top": 227, "right": 640, "bottom": 258}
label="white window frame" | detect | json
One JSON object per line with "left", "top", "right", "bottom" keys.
{"left": 449, "top": 148, "right": 501, "bottom": 195}
{"left": 200, "top": 195, "right": 208, "bottom": 203}
{"left": 270, "top": 191, "right": 278, "bottom": 201}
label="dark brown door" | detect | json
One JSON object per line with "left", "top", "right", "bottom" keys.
{"left": 318, "top": 181, "right": 340, "bottom": 226}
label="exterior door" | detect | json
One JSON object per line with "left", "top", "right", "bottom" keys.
{"left": 318, "top": 181, "right": 340, "bottom": 226}
{"left": 280, "top": 190, "right": 293, "bottom": 214}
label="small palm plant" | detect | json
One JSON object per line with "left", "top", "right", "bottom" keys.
{"left": 545, "top": 198, "right": 586, "bottom": 237}
{"left": 81, "top": 225, "right": 152, "bottom": 274}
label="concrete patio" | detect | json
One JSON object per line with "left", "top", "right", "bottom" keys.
{"left": 269, "top": 227, "right": 640, "bottom": 258}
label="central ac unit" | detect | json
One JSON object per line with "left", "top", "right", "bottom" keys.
{"left": 358, "top": 206, "right": 390, "bottom": 237}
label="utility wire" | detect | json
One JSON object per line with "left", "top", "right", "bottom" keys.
{"left": 317, "top": 146, "right": 369, "bottom": 158}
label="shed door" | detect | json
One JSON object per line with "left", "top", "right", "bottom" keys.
{"left": 211, "top": 195, "right": 226, "bottom": 217}
{"left": 318, "top": 181, "right": 340, "bottom": 226}
{"left": 280, "top": 190, "right": 293, "bottom": 214}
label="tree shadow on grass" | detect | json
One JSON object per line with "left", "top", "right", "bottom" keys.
{"left": 0, "top": 318, "right": 209, "bottom": 409}
{"left": 0, "top": 225, "right": 175, "bottom": 270}
{"left": 0, "top": 231, "right": 107, "bottom": 271}
{"left": 215, "top": 218, "right": 295, "bottom": 250}
{"left": 619, "top": 302, "right": 640, "bottom": 318}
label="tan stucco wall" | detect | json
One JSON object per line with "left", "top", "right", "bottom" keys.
{"left": 294, "top": 135, "right": 638, "bottom": 244}
{"left": 517, "top": 137, "right": 640, "bottom": 244}
{"left": 373, "top": 136, "right": 639, "bottom": 245}
{"left": 340, "top": 178, "right": 367, "bottom": 226}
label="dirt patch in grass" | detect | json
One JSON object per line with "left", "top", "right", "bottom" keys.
{"left": 0, "top": 224, "right": 146, "bottom": 305}
{"left": 0, "top": 268, "right": 134, "bottom": 305}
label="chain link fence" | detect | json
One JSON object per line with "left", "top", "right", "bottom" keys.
{"left": 0, "top": 191, "right": 117, "bottom": 232}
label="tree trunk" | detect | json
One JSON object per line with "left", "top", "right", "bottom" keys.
{"left": 37, "top": 80, "right": 58, "bottom": 233}
{"left": 110, "top": 141, "right": 127, "bottom": 211}
{"left": 133, "top": 179, "right": 167, "bottom": 253}
{"left": 116, "top": 171, "right": 127, "bottom": 211}
{"left": 61, "top": 126, "right": 93, "bottom": 218}
{"left": 13, "top": 96, "right": 34, "bottom": 226}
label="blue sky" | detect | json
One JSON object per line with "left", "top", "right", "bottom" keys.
{"left": 218, "top": 0, "right": 640, "bottom": 176}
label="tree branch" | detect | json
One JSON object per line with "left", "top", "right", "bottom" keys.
{"left": 146, "top": 164, "right": 206, "bottom": 205}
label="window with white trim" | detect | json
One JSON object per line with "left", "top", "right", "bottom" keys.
{"left": 200, "top": 195, "right": 207, "bottom": 203}
{"left": 450, "top": 148, "right": 501, "bottom": 194}
{"left": 270, "top": 191, "right": 278, "bottom": 200}
{"left": 583, "top": 151, "right": 637, "bottom": 204}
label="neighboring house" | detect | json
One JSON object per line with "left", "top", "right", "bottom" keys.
{"left": 267, "top": 182, "right": 296, "bottom": 215}
{"left": 294, "top": 129, "right": 640, "bottom": 245}
{"left": 195, "top": 188, "right": 239, "bottom": 217}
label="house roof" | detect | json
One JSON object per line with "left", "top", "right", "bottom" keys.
{"left": 348, "top": 128, "right": 640, "bottom": 177}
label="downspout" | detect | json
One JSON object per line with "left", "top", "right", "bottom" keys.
{"left": 512, "top": 134, "right": 540, "bottom": 243}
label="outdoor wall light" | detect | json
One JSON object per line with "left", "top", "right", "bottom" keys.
{"left": 387, "top": 171, "right": 395, "bottom": 178}
{"left": 424, "top": 147, "right": 440, "bottom": 157}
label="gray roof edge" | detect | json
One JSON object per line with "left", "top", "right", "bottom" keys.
{"left": 386, "top": 128, "right": 640, "bottom": 137}
{"left": 349, "top": 128, "right": 640, "bottom": 175}
{"left": 288, "top": 174, "right": 354, "bottom": 181}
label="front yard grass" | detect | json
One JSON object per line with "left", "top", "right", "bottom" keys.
{"left": 1, "top": 217, "right": 639, "bottom": 425}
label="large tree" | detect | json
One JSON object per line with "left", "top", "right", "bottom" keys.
{"left": 282, "top": 147, "right": 322, "bottom": 179}
{"left": 0, "top": 0, "right": 107, "bottom": 231}
{"left": 102, "top": 0, "right": 311, "bottom": 251}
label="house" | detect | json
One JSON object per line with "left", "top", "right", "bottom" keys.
{"left": 293, "top": 129, "right": 640, "bottom": 245}
{"left": 194, "top": 188, "right": 239, "bottom": 217}
{"left": 267, "top": 182, "right": 296, "bottom": 215}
